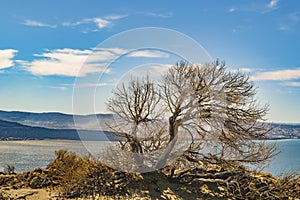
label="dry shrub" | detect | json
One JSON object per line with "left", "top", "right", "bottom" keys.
{"left": 47, "top": 150, "right": 144, "bottom": 199}
{"left": 166, "top": 158, "right": 300, "bottom": 199}
{"left": 43, "top": 150, "right": 300, "bottom": 199}
{"left": 0, "top": 192, "right": 9, "bottom": 200}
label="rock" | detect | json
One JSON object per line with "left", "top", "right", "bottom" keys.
{"left": 29, "top": 176, "right": 43, "bottom": 189}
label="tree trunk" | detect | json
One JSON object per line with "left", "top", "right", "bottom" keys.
{"left": 155, "top": 118, "right": 181, "bottom": 169}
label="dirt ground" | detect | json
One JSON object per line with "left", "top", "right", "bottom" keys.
{"left": 0, "top": 188, "right": 50, "bottom": 200}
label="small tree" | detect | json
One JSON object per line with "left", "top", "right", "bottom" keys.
{"left": 106, "top": 61, "right": 276, "bottom": 172}
{"left": 106, "top": 77, "right": 166, "bottom": 169}
{"left": 4, "top": 164, "right": 15, "bottom": 174}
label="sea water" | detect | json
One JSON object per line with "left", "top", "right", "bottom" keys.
{"left": 263, "top": 139, "right": 300, "bottom": 176}
{"left": 0, "top": 139, "right": 299, "bottom": 176}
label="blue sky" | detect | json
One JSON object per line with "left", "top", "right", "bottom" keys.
{"left": 0, "top": 0, "right": 300, "bottom": 123}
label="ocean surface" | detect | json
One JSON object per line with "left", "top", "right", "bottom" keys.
{"left": 0, "top": 139, "right": 299, "bottom": 176}
{"left": 0, "top": 140, "right": 90, "bottom": 173}
{"left": 263, "top": 139, "right": 300, "bottom": 176}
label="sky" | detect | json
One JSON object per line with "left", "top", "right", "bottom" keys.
{"left": 0, "top": 0, "right": 300, "bottom": 123}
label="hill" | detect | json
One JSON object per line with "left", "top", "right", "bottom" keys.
{"left": 268, "top": 123, "right": 300, "bottom": 139}
{"left": 0, "top": 110, "right": 113, "bottom": 130}
{"left": 0, "top": 119, "right": 116, "bottom": 141}
{"left": 0, "top": 110, "right": 300, "bottom": 139}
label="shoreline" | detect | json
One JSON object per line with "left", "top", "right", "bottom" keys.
{"left": 1, "top": 137, "right": 300, "bottom": 142}
{"left": 1, "top": 151, "right": 299, "bottom": 199}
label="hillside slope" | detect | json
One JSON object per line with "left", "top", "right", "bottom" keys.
{"left": 0, "top": 110, "right": 113, "bottom": 130}
{"left": 0, "top": 110, "right": 300, "bottom": 139}
{"left": 0, "top": 119, "right": 116, "bottom": 141}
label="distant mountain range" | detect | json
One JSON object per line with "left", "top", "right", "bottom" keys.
{"left": 0, "top": 110, "right": 299, "bottom": 140}
{"left": 0, "top": 110, "right": 116, "bottom": 140}
{"left": 0, "top": 110, "right": 113, "bottom": 130}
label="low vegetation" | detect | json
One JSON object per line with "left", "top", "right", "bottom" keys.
{"left": 0, "top": 150, "right": 299, "bottom": 199}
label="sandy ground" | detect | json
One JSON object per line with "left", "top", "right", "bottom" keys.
{"left": 0, "top": 188, "right": 187, "bottom": 200}
{"left": 1, "top": 188, "right": 51, "bottom": 200}
{"left": 0, "top": 188, "right": 155, "bottom": 200}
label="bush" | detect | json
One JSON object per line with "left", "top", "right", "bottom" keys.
{"left": 47, "top": 150, "right": 134, "bottom": 198}
{"left": 4, "top": 164, "right": 15, "bottom": 174}
{"left": 44, "top": 150, "right": 300, "bottom": 199}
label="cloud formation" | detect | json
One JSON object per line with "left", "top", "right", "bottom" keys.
{"left": 63, "top": 18, "right": 111, "bottom": 29}
{"left": 63, "top": 83, "right": 111, "bottom": 88}
{"left": 21, "top": 12, "right": 172, "bottom": 33}
{"left": 22, "top": 48, "right": 169, "bottom": 77}
{"left": 228, "top": 8, "right": 236, "bottom": 13}
{"left": 26, "top": 48, "right": 112, "bottom": 77}
{"left": 22, "top": 20, "right": 57, "bottom": 28}
{"left": 267, "top": 0, "right": 279, "bottom": 8}
{"left": 62, "top": 14, "right": 128, "bottom": 32}
{"left": 230, "top": 68, "right": 253, "bottom": 73}
{"left": 104, "top": 14, "right": 128, "bottom": 20}
{"left": 251, "top": 68, "right": 300, "bottom": 81}
{"left": 282, "top": 82, "right": 300, "bottom": 87}
{"left": 127, "top": 50, "right": 169, "bottom": 58}
{"left": 143, "top": 12, "right": 173, "bottom": 18}
{"left": 119, "top": 64, "right": 172, "bottom": 82}
{"left": 0, "top": 49, "right": 18, "bottom": 69}
{"left": 22, "top": 14, "right": 128, "bottom": 32}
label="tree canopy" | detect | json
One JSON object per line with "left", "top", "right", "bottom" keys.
{"left": 106, "top": 60, "right": 276, "bottom": 172}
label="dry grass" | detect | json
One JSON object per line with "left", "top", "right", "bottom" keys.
{"left": 1, "top": 150, "right": 299, "bottom": 199}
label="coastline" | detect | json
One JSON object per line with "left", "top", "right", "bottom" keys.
{"left": 1, "top": 150, "right": 299, "bottom": 199}
{"left": 1, "top": 137, "right": 299, "bottom": 142}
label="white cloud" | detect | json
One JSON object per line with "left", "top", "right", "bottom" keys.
{"left": 26, "top": 48, "right": 113, "bottom": 77}
{"left": 63, "top": 83, "right": 111, "bottom": 88}
{"left": 62, "top": 14, "right": 127, "bottom": 32}
{"left": 92, "top": 48, "right": 128, "bottom": 55}
{"left": 282, "top": 82, "right": 300, "bottom": 87}
{"left": 267, "top": 0, "right": 279, "bottom": 8}
{"left": 22, "top": 14, "right": 127, "bottom": 32}
{"left": 48, "top": 86, "right": 69, "bottom": 91}
{"left": 239, "top": 68, "right": 253, "bottom": 72}
{"left": 148, "top": 64, "right": 172, "bottom": 74}
{"left": 62, "top": 17, "right": 111, "bottom": 29}
{"left": 45, "top": 83, "right": 110, "bottom": 91}
{"left": 104, "top": 14, "right": 128, "bottom": 20}
{"left": 92, "top": 18, "right": 111, "bottom": 29}
{"left": 228, "top": 8, "right": 236, "bottom": 12}
{"left": 261, "top": 0, "right": 280, "bottom": 13}
{"left": 0, "top": 49, "right": 18, "bottom": 69}
{"left": 119, "top": 64, "right": 172, "bottom": 83}
{"left": 251, "top": 68, "right": 300, "bottom": 81}
{"left": 127, "top": 50, "right": 169, "bottom": 58}
{"left": 230, "top": 68, "right": 253, "bottom": 73}
{"left": 143, "top": 12, "right": 173, "bottom": 18}
{"left": 20, "top": 48, "right": 172, "bottom": 77}
{"left": 93, "top": 48, "right": 170, "bottom": 59}
{"left": 278, "top": 25, "right": 289, "bottom": 31}
{"left": 62, "top": 17, "right": 111, "bottom": 32}
{"left": 238, "top": 0, "right": 279, "bottom": 14}
{"left": 22, "top": 20, "right": 57, "bottom": 28}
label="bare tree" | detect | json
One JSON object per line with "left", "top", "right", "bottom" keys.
{"left": 106, "top": 61, "right": 277, "bottom": 172}
{"left": 161, "top": 61, "right": 276, "bottom": 167}
{"left": 106, "top": 76, "right": 165, "bottom": 169}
